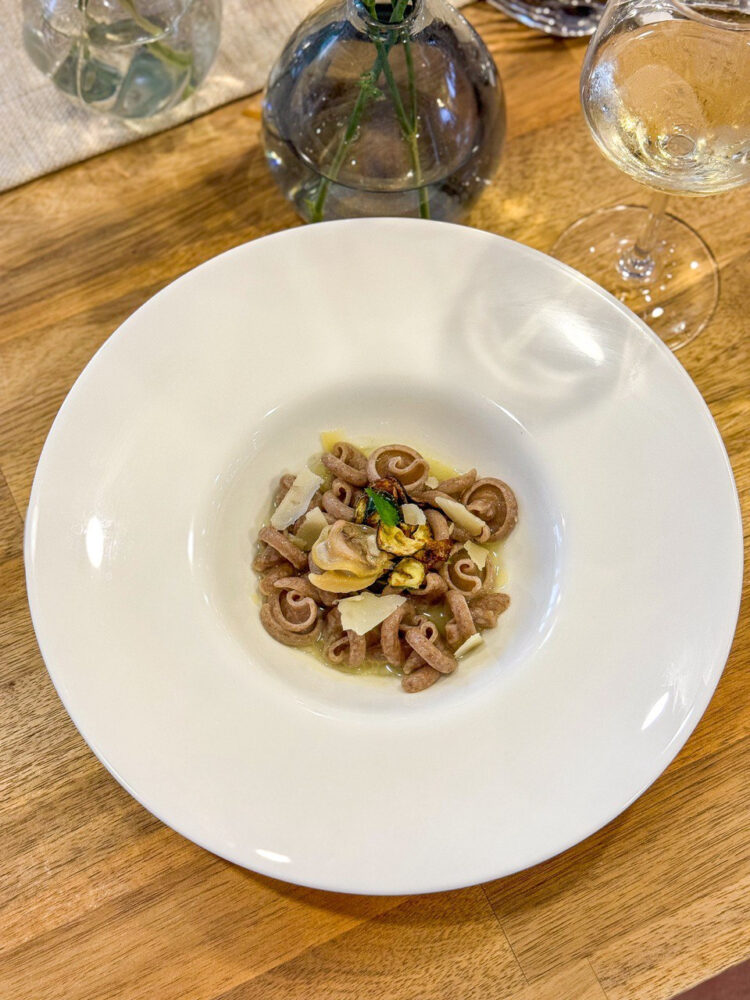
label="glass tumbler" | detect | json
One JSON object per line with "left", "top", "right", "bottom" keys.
{"left": 23, "top": 0, "right": 222, "bottom": 119}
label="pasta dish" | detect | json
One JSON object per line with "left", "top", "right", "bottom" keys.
{"left": 253, "top": 441, "right": 517, "bottom": 692}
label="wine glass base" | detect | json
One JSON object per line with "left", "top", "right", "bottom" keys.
{"left": 552, "top": 205, "right": 719, "bottom": 351}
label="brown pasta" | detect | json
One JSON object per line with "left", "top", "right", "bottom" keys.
{"left": 367, "top": 444, "right": 429, "bottom": 491}
{"left": 258, "top": 561, "right": 296, "bottom": 596}
{"left": 402, "top": 649, "right": 426, "bottom": 674}
{"left": 445, "top": 590, "right": 477, "bottom": 648}
{"left": 267, "top": 588, "right": 319, "bottom": 633}
{"left": 273, "top": 575, "right": 338, "bottom": 607}
{"left": 410, "top": 488, "right": 450, "bottom": 506}
{"left": 258, "top": 525, "right": 310, "bottom": 571}
{"left": 321, "top": 478, "right": 361, "bottom": 521}
{"left": 437, "top": 468, "right": 477, "bottom": 497}
{"left": 410, "top": 572, "right": 448, "bottom": 603}
{"left": 321, "top": 605, "right": 343, "bottom": 642}
{"left": 322, "top": 442, "right": 368, "bottom": 486}
{"left": 325, "top": 630, "right": 367, "bottom": 667}
{"left": 405, "top": 625, "right": 457, "bottom": 675}
{"left": 440, "top": 546, "right": 484, "bottom": 596}
{"left": 260, "top": 598, "right": 321, "bottom": 646}
{"left": 379, "top": 600, "right": 420, "bottom": 667}
{"left": 469, "top": 592, "right": 510, "bottom": 628}
{"left": 253, "top": 543, "right": 286, "bottom": 573}
{"left": 402, "top": 665, "right": 441, "bottom": 693}
{"left": 452, "top": 522, "right": 492, "bottom": 544}
{"left": 380, "top": 602, "right": 411, "bottom": 667}
{"left": 274, "top": 473, "right": 295, "bottom": 506}
{"left": 425, "top": 509, "right": 451, "bottom": 540}
{"left": 254, "top": 439, "right": 517, "bottom": 693}
{"left": 462, "top": 478, "right": 518, "bottom": 542}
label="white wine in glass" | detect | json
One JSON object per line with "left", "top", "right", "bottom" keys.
{"left": 553, "top": 0, "right": 750, "bottom": 350}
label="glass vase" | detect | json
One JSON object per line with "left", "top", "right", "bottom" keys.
{"left": 262, "top": 0, "right": 506, "bottom": 223}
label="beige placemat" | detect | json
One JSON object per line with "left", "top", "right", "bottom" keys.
{"left": 0, "top": 0, "right": 471, "bottom": 193}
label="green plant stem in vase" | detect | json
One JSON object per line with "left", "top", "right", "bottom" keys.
{"left": 262, "top": 0, "right": 506, "bottom": 223}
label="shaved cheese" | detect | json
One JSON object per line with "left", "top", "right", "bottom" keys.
{"left": 339, "top": 593, "right": 406, "bottom": 635}
{"left": 270, "top": 467, "right": 323, "bottom": 530}
{"left": 401, "top": 503, "right": 427, "bottom": 526}
{"left": 464, "top": 538, "right": 488, "bottom": 570}
{"left": 425, "top": 476, "right": 439, "bottom": 489}
{"left": 454, "top": 633, "right": 484, "bottom": 658}
{"left": 292, "top": 507, "right": 328, "bottom": 551}
{"left": 433, "top": 496, "right": 485, "bottom": 537}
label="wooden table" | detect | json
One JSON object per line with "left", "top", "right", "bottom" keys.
{"left": 1, "top": 6, "right": 748, "bottom": 999}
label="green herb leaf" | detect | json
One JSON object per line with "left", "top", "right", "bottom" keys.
{"left": 365, "top": 487, "right": 400, "bottom": 527}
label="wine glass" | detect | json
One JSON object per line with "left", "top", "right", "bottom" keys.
{"left": 552, "top": 0, "right": 750, "bottom": 350}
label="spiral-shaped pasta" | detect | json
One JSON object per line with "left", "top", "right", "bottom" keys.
{"left": 440, "top": 546, "right": 484, "bottom": 596}
{"left": 325, "top": 630, "right": 367, "bottom": 667}
{"left": 404, "top": 623, "right": 457, "bottom": 675}
{"left": 260, "top": 586, "right": 321, "bottom": 646}
{"left": 462, "top": 478, "right": 518, "bottom": 542}
{"left": 410, "top": 572, "right": 448, "bottom": 603}
{"left": 258, "top": 561, "right": 296, "bottom": 596}
{"left": 272, "top": 575, "right": 338, "bottom": 608}
{"left": 321, "top": 478, "right": 362, "bottom": 521}
{"left": 271, "top": 588, "right": 319, "bottom": 632}
{"left": 366, "top": 444, "right": 429, "bottom": 491}
{"left": 322, "top": 442, "right": 368, "bottom": 487}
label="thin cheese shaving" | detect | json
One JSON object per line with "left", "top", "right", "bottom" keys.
{"left": 464, "top": 538, "right": 488, "bottom": 570}
{"left": 339, "top": 593, "right": 407, "bottom": 635}
{"left": 454, "top": 632, "right": 484, "bottom": 658}
{"left": 270, "top": 467, "right": 323, "bottom": 531}
{"left": 433, "top": 496, "right": 485, "bottom": 537}
{"left": 401, "top": 503, "right": 427, "bottom": 526}
{"left": 292, "top": 507, "right": 328, "bottom": 551}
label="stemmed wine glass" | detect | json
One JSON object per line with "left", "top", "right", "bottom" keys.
{"left": 552, "top": 0, "right": 750, "bottom": 351}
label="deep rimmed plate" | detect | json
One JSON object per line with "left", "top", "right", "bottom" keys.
{"left": 25, "top": 219, "right": 742, "bottom": 894}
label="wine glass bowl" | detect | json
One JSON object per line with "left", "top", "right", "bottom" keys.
{"left": 553, "top": 0, "right": 750, "bottom": 350}
{"left": 583, "top": 1, "right": 750, "bottom": 195}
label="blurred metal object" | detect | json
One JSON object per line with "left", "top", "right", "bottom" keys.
{"left": 487, "top": 0, "right": 605, "bottom": 37}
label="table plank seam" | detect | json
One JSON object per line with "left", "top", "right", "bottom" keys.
{"left": 480, "top": 882, "right": 531, "bottom": 985}
{"left": 587, "top": 957, "right": 612, "bottom": 1000}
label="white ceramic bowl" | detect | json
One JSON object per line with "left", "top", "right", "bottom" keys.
{"left": 25, "top": 219, "right": 743, "bottom": 894}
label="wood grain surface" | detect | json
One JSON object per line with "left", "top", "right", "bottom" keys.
{"left": 1, "top": 5, "right": 748, "bottom": 999}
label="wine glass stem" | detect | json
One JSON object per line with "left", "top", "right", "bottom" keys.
{"left": 617, "top": 192, "right": 670, "bottom": 282}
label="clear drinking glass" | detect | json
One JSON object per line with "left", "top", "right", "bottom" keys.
{"left": 552, "top": 0, "right": 750, "bottom": 350}
{"left": 23, "top": 0, "right": 222, "bottom": 119}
